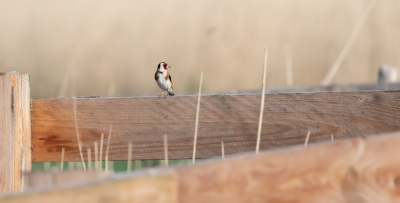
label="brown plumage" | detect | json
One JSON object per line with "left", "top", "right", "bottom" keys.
{"left": 154, "top": 72, "right": 159, "bottom": 81}
{"left": 155, "top": 62, "right": 174, "bottom": 98}
{"left": 165, "top": 71, "right": 169, "bottom": 81}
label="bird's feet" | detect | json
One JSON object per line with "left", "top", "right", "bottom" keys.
{"left": 158, "top": 92, "right": 165, "bottom": 98}
{"left": 164, "top": 92, "right": 170, "bottom": 99}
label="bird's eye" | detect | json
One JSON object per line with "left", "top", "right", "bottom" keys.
{"left": 163, "top": 64, "right": 167, "bottom": 67}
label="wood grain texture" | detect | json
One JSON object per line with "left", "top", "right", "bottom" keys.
{"left": 0, "top": 72, "right": 31, "bottom": 193}
{"left": 176, "top": 131, "right": 400, "bottom": 203}
{"left": 31, "top": 90, "right": 400, "bottom": 162}
{"left": 11, "top": 73, "right": 31, "bottom": 191}
{"left": 176, "top": 132, "right": 400, "bottom": 203}
{"left": 1, "top": 171, "right": 177, "bottom": 203}
{"left": 0, "top": 73, "right": 14, "bottom": 192}
{"left": 342, "top": 133, "right": 400, "bottom": 202}
{"left": 177, "top": 137, "right": 363, "bottom": 203}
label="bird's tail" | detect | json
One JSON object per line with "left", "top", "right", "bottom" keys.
{"left": 169, "top": 89, "right": 175, "bottom": 96}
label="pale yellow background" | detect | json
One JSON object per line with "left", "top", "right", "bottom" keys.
{"left": 0, "top": 0, "right": 399, "bottom": 98}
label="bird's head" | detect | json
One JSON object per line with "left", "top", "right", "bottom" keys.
{"left": 157, "top": 62, "right": 171, "bottom": 72}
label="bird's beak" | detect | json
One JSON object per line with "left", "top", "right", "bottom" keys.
{"left": 168, "top": 65, "right": 171, "bottom": 69}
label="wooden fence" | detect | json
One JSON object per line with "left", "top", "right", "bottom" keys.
{"left": 2, "top": 131, "right": 400, "bottom": 202}
{"left": 2, "top": 71, "right": 400, "bottom": 202}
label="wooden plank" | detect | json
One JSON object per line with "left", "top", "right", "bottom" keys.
{"left": 4, "top": 131, "right": 400, "bottom": 202}
{"left": 177, "top": 136, "right": 363, "bottom": 202}
{"left": 11, "top": 73, "right": 32, "bottom": 191}
{"left": 0, "top": 171, "right": 177, "bottom": 203}
{"left": 342, "top": 133, "right": 400, "bottom": 202}
{"left": 0, "top": 72, "right": 32, "bottom": 193}
{"left": 176, "top": 131, "right": 400, "bottom": 203}
{"left": 0, "top": 73, "right": 14, "bottom": 192}
{"left": 31, "top": 90, "right": 400, "bottom": 162}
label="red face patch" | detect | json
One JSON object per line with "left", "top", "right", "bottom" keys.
{"left": 163, "top": 63, "right": 168, "bottom": 70}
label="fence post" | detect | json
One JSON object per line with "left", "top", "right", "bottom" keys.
{"left": 0, "top": 72, "right": 31, "bottom": 193}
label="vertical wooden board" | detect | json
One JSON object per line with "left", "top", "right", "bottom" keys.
{"left": 0, "top": 173, "right": 178, "bottom": 203}
{"left": 0, "top": 72, "right": 31, "bottom": 193}
{"left": 11, "top": 73, "right": 31, "bottom": 191}
{"left": 0, "top": 73, "right": 13, "bottom": 192}
{"left": 176, "top": 139, "right": 364, "bottom": 203}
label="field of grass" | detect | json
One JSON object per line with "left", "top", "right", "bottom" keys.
{"left": 0, "top": 0, "right": 399, "bottom": 99}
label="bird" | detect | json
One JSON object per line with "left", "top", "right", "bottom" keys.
{"left": 155, "top": 62, "right": 174, "bottom": 98}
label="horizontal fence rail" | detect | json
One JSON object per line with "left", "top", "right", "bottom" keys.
{"left": 31, "top": 90, "right": 400, "bottom": 162}
{"left": 3, "top": 131, "right": 400, "bottom": 203}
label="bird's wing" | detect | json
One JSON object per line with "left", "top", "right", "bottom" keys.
{"left": 169, "top": 74, "right": 173, "bottom": 89}
{"left": 154, "top": 72, "right": 159, "bottom": 81}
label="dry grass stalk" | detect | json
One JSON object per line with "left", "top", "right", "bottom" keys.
{"left": 127, "top": 142, "right": 132, "bottom": 172}
{"left": 256, "top": 48, "right": 268, "bottom": 154}
{"left": 94, "top": 142, "right": 99, "bottom": 171}
{"left": 99, "top": 133, "right": 104, "bottom": 172}
{"left": 87, "top": 148, "right": 91, "bottom": 171}
{"left": 58, "top": 44, "right": 80, "bottom": 98}
{"left": 61, "top": 148, "right": 65, "bottom": 172}
{"left": 105, "top": 125, "right": 112, "bottom": 173}
{"left": 331, "top": 135, "right": 334, "bottom": 143}
{"left": 285, "top": 45, "right": 293, "bottom": 86}
{"left": 164, "top": 134, "right": 168, "bottom": 168}
{"left": 304, "top": 131, "right": 311, "bottom": 147}
{"left": 321, "top": 0, "right": 377, "bottom": 85}
{"left": 192, "top": 72, "right": 204, "bottom": 163}
{"left": 221, "top": 141, "right": 225, "bottom": 160}
{"left": 73, "top": 98, "right": 86, "bottom": 171}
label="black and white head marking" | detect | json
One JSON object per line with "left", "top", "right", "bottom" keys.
{"left": 157, "top": 62, "right": 168, "bottom": 71}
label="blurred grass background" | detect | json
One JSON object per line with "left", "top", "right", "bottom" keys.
{"left": 1, "top": 0, "right": 399, "bottom": 172}
{"left": 1, "top": 0, "right": 399, "bottom": 99}
{"left": 32, "top": 160, "right": 191, "bottom": 172}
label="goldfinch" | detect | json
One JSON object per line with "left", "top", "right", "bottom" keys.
{"left": 155, "top": 62, "right": 174, "bottom": 98}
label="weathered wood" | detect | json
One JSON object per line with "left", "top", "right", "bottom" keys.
{"left": 177, "top": 137, "right": 362, "bottom": 203}
{"left": 4, "top": 131, "right": 400, "bottom": 202}
{"left": 11, "top": 73, "right": 32, "bottom": 191}
{"left": 31, "top": 90, "right": 400, "bottom": 162}
{"left": 342, "top": 133, "right": 400, "bottom": 202}
{"left": 177, "top": 132, "right": 400, "bottom": 203}
{"left": 0, "top": 73, "right": 13, "bottom": 192}
{"left": 0, "top": 72, "right": 31, "bottom": 193}
{"left": 1, "top": 171, "right": 177, "bottom": 203}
